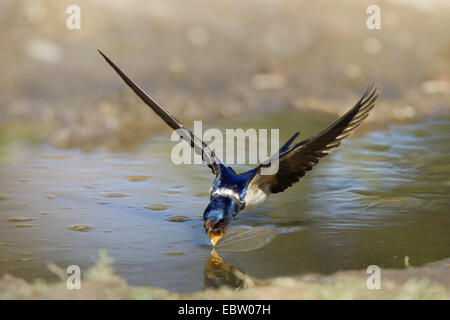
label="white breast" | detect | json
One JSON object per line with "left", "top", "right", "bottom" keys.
{"left": 211, "top": 187, "right": 240, "bottom": 200}
{"left": 242, "top": 184, "right": 269, "bottom": 211}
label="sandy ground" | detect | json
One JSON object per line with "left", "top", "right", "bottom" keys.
{"left": 0, "top": 253, "right": 448, "bottom": 299}
{"left": 1, "top": 0, "right": 449, "bottom": 151}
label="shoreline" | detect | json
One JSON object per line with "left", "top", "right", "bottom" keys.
{"left": 1, "top": 254, "right": 448, "bottom": 299}
{"left": 1, "top": 101, "right": 448, "bottom": 153}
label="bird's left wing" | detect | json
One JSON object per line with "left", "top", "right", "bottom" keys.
{"left": 98, "top": 50, "right": 222, "bottom": 175}
{"left": 248, "top": 84, "right": 377, "bottom": 194}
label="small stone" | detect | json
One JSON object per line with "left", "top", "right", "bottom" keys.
{"left": 8, "top": 217, "right": 35, "bottom": 222}
{"left": 168, "top": 216, "right": 189, "bottom": 222}
{"left": 42, "top": 155, "right": 70, "bottom": 160}
{"left": 166, "top": 251, "right": 184, "bottom": 256}
{"left": 126, "top": 175, "right": 150, "bottom": 182}
{"left": 166, "top": 190, "right": 181, "bottom": 194}
{"left": 251, "top": 72, "right": 286, "bottom": 90}
{"left": 16, "top": 224, "right": 34, "bottom": 228}
{"left": 102, "top": 193, "right": 128, "bottom": 198}
{"left": 145, "top": 204, "right": 168, "bottom": 211}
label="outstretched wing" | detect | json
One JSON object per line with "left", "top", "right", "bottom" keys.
{"left": 98, "top": 50, "right": 222, "bottom": 175}
{"left": 248, "top": 84, "right": 378, "bottom": 194}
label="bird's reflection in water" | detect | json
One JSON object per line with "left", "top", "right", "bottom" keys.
{"left": 204, "top": 250, "right": 255, "bottom": 290}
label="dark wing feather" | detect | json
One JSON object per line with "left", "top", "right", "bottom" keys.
{"left": 250, "top": 84, "right": 377, "bottom": 193}
{"left": 98, "top": 50, "right": 222, "bottom": 175}
{"left": 279, "top": 132, "right": 300, "bottom": 154}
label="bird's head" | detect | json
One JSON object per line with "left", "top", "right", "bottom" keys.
{"left": 203, "top": 195, "right": 238, "bottom": 246}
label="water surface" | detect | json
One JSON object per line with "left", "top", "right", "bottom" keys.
{"left": 0, "top": 111, "right": 449, "bottom": 292}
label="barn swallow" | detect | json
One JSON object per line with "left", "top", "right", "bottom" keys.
{"left": 99, "top": 50, "right": 377, "bottom": 247}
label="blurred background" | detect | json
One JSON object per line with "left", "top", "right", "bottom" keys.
{"left": 1, "top": 0, "right": 449, "bottom": 150}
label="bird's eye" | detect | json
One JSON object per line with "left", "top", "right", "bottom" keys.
{"left": 217, "top": 218, "right": 225, "bottom": 225}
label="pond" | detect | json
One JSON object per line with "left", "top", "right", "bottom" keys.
{"left": 0, "top": 110, "right": 449, "bottom": 292}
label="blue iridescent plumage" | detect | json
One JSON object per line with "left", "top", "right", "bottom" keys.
{"left": 99, "top": 50, "right": 377, "bottom": 247}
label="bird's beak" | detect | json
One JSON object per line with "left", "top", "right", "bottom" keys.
{"left": 206, "top": 225, "right": 229, "bottom": 247}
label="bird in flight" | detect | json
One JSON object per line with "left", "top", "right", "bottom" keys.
{"left": 99, "top": 50, "right": 378, "bottom": 247}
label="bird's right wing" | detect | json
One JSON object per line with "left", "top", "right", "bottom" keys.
{"left": 248, "top": 84, "right": 378, "bottom": 193}
{"left": 98, "top": 50, "right": 223, "bottom": 175}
